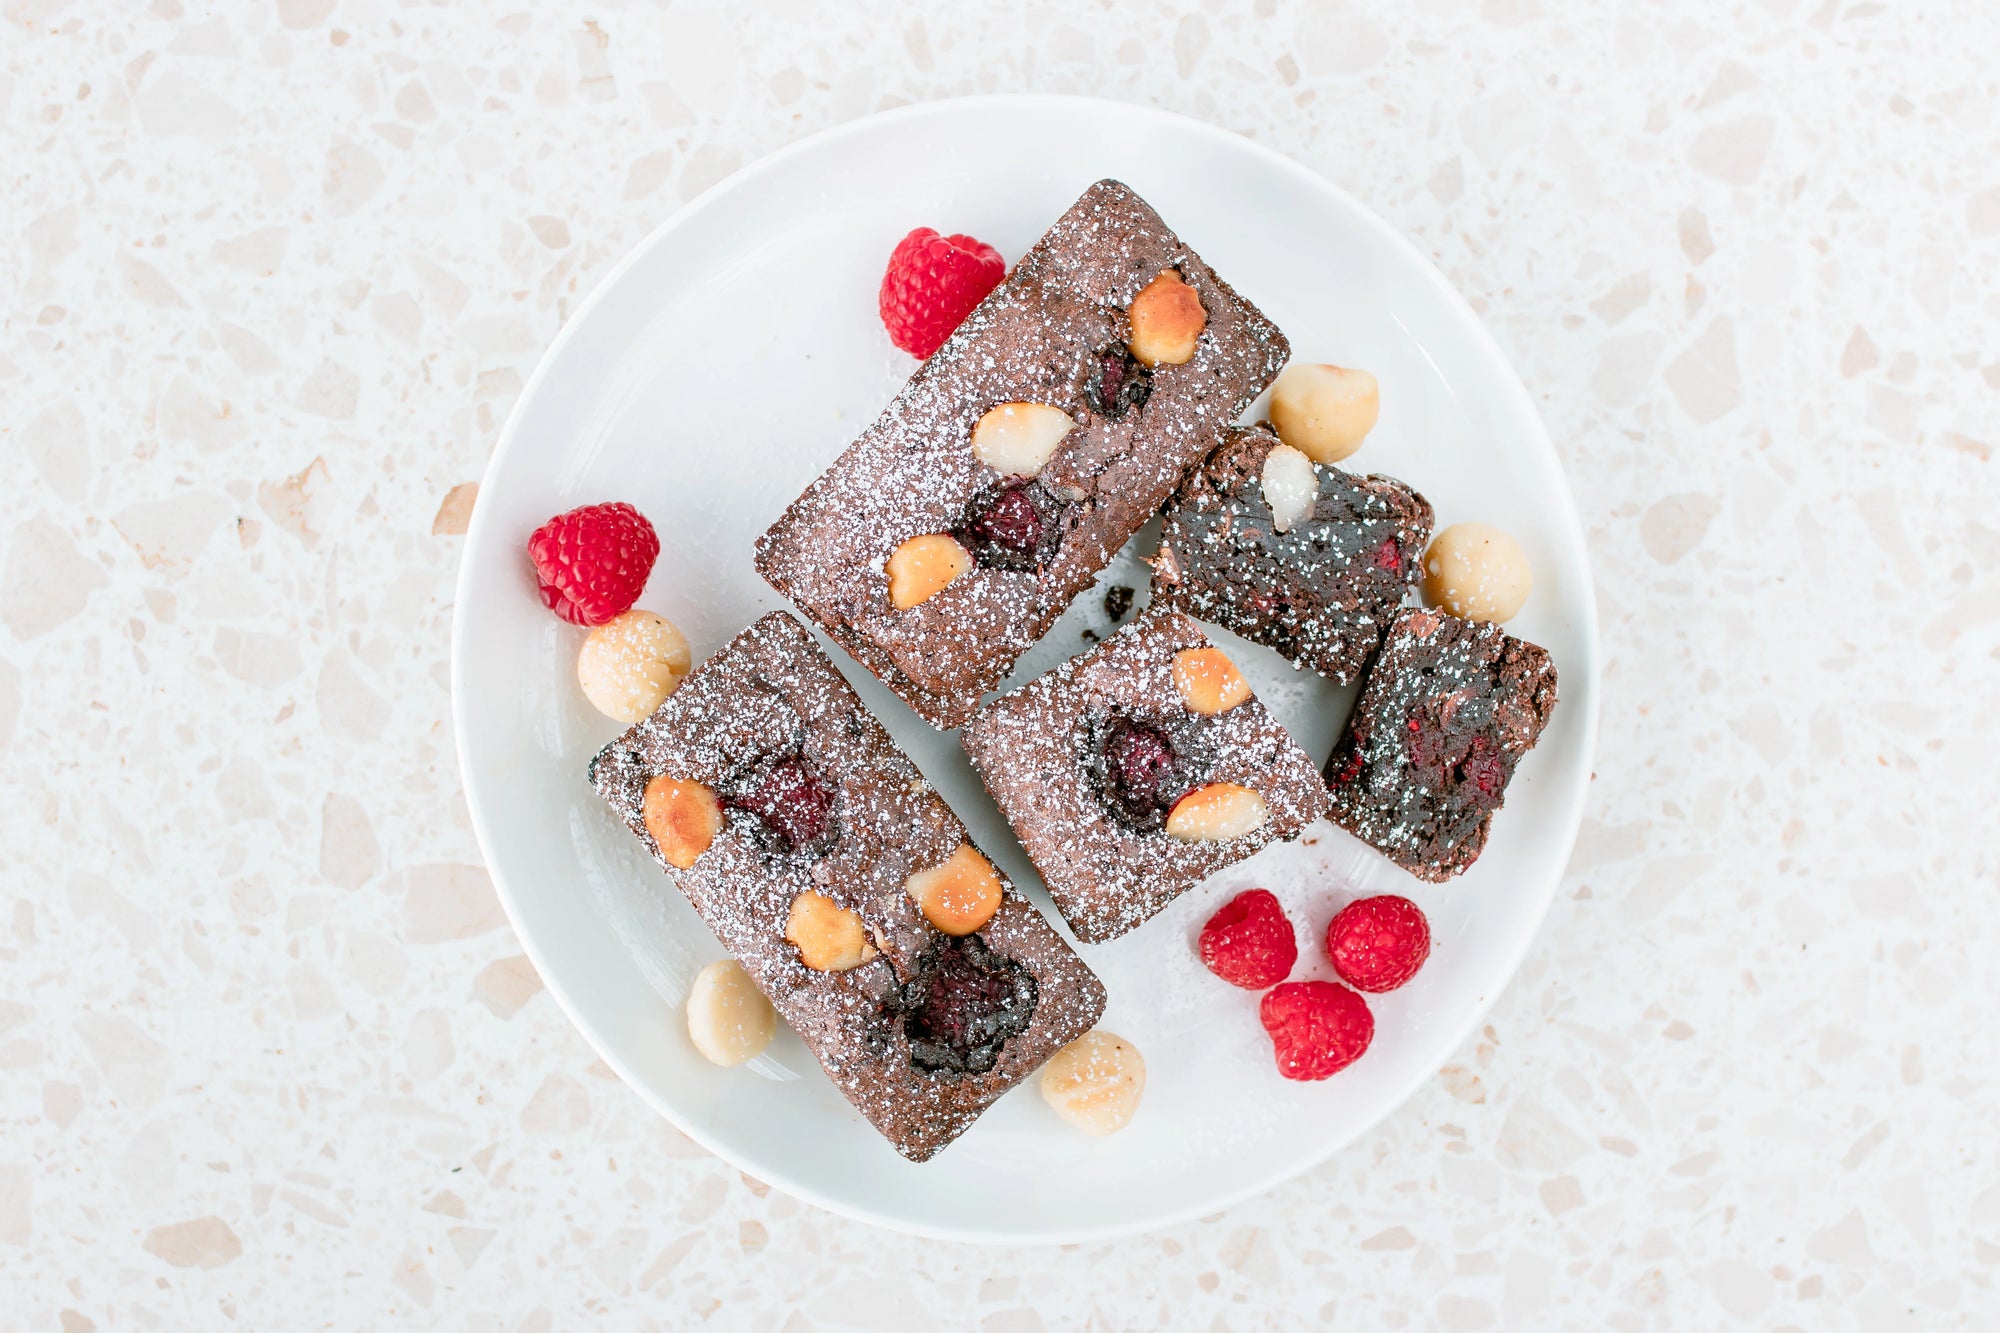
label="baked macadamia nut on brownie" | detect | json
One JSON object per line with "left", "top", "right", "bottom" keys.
{"left": 755, "top": 180, "right": 1289, "bottom": 730}
{"left": 588, "top": 613, "right": 1105, "bottom": 1162}
{"left": 960, "top": 608, "right": 1330, "bottom": 944}
{"left": 1152, "top": 424, "right": 1434, "bottom": 684}
{"left": 1324, "top": 607, "right": 1558, "bottom": 881}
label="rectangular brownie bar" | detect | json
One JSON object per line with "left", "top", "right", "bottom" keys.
{"left": 1324, "top": 607, "right": 1559, "bottom": 881}
{"left": 588, "top": 613, "right": 1105, "bottom": 1162}
{"left": 960, "top": 607, "right": 1330, "bottom": 944}
{"left": 755, "top": 179, "right": 1289, "bottom": 729}
{"left": 1151, "top": 423, "right": 1434, "bottom": 683}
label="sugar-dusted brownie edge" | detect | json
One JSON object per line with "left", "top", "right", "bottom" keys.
{"left": 755, "top": 178, "right": 1290, "bottom": 730}
{"left": 960, "top": 607, "right": 1331, "bottom": 944}
{"left": 1151, "top": 423, "right": 1434, "bottom": 683}
{"left": 1323, "top": 607, "right": 1559, "bottom": 882}
{"left": 588, "top": 612, "right": 1105, "bottom": 1161}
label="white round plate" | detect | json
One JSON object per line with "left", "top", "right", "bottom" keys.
{"left": 453, "top": 96, "right": 1599, "bottom": 1243}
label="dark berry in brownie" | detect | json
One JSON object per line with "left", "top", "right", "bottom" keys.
{"left": 888, "top": 933, "right": 1039, "bottom": 1076}
{"left": 588, "top": 613, "right": 1105, "bottom": 1161}
{"left": 1089, "top": 715, "right": 1189, "bottom": 833}
{"left": 1152, "top": 424, "right": 1433, "bottom": 684}
{"left": 1324, "top": 607, "right": 1558, "bottom": 882}
{"left": 1084, "top": 343, "right": 1153, "bottom": 419}
{"left": 961, "top": 608, "right": 1330, "bottom": 944}
{"left": 958, "top": 482, "right": 1064, "bottom": 572}
{"left": 726, "top": 753, "right": 837, "bottom": 855}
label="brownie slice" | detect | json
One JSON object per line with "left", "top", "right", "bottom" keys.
{"left": 960, "top": 607, "right": 1330, "bottom": 944}
{"left": 1323, "top": 607, "right": 1558, "bottom": 881}
{"left": 589, "top": 613, "right": 1105, "bottom": 1162}
{"left": 1152, "top": 424, "right": 1434, "bottom": 683}
{"left": 755, "top": 179, "right": 1289, "bottom": 729}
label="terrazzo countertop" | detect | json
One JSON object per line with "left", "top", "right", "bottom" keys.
{"left": 4, "top": 1, "right": 1997, "bottom": 1327}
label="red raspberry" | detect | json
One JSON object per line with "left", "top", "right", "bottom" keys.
{"left": 527, "top": 502, "right": 659, "bottom": 626}
{"left": 1326, "top": 894, "right": 1431, "bottom": 993}
{"left": 878, "top": 227, "right": 1005, "bottom": 358}
{"left": 1197, "top": 888, "right": 1297, "bottom": 989}
{"left": 1259, "top": 981, "right": 1373, "bottom": 1081}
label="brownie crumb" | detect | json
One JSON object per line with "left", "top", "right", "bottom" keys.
{"left": 1102, "top": 584, "right": 1135, "bottom": 623}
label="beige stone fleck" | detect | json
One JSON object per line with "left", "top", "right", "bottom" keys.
{"left": 1840, "top": 326, "right": 1880, "bottom": 376}
{"left": 112, "top": 491, "right": 231, "bottom": 575}
{"left": 320, "top": 792, "right": 382, "bottom": 888}
{"left": 1663, "top": 317, "right": 1742, "bottom": 424}
{"left": 1, "top": 514, "right": 108, "bottom": 640}
{"left": 1688, "top": 113, "right": 1775, "bottom": 185}
{"left": 1638, "top": 493, "right": 1720, "bottom": 564}
{"left": 257, "top": 455, "right": 333, "bottom": 546}
{"left": 293, "top": 358, "right": 359, "bottom": 420}
{"left": 143, "top": 1215, "right": 241, "bottom": 1269}
{"left": 324, "top": 139, "right": 386, "bottom": 215}
{"left": 317, "top": 649, "right": 390, "bottom": 742}
{"left": 20, "top": 400, "right": 90, "bottom": 504}
{"left": 520, "top": 1073, "right": 591, "bottom": 1134}
{"left": 399, "top": 863, "right": 506, "bottom": 943}
{"left": 0, "top": 1163, "right": 29, "bottom": 1245}
{"left": 472, "top": 955, "right": 544, "bottom": 1018}
{"left": 135, "top": 70, "right": 237, "bottom": 142}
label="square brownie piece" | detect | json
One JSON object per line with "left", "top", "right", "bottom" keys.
{"left": 960, "top": 607, "right": 1330, "bottom": 944}
{"left": 1324, "top": 607, "right": 1559, "bottom": 881}
{"left": 588, "top": 613, "right": 1105, "bottom": 1162}
{"left": 1151, "top": 423, "right": 1434, "bottom": 683}
{"left": 755, "top": 179, "right": 1289, "bottom": 729}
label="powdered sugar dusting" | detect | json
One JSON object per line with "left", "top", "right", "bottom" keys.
{"left": 960, "top": 606, "right": 1331, "bottom": 943}
{"left": 588, "top": 612, "right": 1105, "bottom": 1161}
{"left": 755, "top": 179, "right": 1289, "bottom": 728}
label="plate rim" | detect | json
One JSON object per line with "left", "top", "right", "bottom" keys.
{"left": 451, "top": 93, "right": 1602, "bottom": 1245}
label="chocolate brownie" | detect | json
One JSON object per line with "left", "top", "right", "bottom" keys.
{"left": 1151, "top": 424, "right": 1434, "bottom": 683}
{"left": 960, "top": 607, "right": 1330, "bottom": 944}
{"left": 588, "top": 613, "right": 1105, "bottom": 1162}
{"left": 755, "top": 180, "right": 1289, "bottom": 729}
{"left": 1323, "top": 607, "right": 1558, "bottom": 881}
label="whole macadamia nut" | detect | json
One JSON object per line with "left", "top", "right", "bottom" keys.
{"left": 577, "top": 610, "right": 691, "bottom": 723}
{"left": 685, "top": 959, "right": 777, "bottom": 1067}
{"left": 1423, "top": 522, "right": 1532, "bottom": 623}
{"left": 1039, "top": 1029, "right": 1146, "bottom": 1136}
{"left": 1269, "top": 363, "right": 1379, "bottom": 464}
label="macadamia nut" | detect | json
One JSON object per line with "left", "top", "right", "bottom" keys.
{"left": 1269, "top": 363, "right": 1380, "bottom": 464}
{"left": 642, "top": 775, "right": 722, "bottom": 870}
{"left": 886, "top": 533, "right": 970, "bottom": 610}
{"left": 1127, "top": 269, "right": 1206, "bottom": 367}
{"left": 685, "top": 959, "right": 776, "bottom": 1067}
{"left": 1259, "top": 443, "right": 1320, "bottom": 534}
{"left": 1040, "top": 1029, "right": 1146, "bottom": 1136}
{"left": 1165, "top": 783, "right": 1269, "bottom": 842}
{"left": 577, "top": 610, "right": 692, "bottom": 723}
{"left": 784, "top": 890, "right": 877, "bottom": 972}
{"left": 971, "top": 402, "right": 1074, "bottom": 478}
{"left": 1423, "top": 522, "right": 1532, "bottom": 623}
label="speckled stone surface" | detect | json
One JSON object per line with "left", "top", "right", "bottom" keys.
{"left": 3, "top": 2, "right": 1996, "bottom": 1328}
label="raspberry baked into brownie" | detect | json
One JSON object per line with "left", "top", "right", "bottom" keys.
{"left": 588, "top": 613, "right": 1105, "bottom": 1161}
{"left": 1151, "top": 423, "right": 1434, "bottom": 683}
{"left": 755, "top": 179, "right": 1289, "bottom": 729}
{"left": 1324, "top": 607, "right": 1559, "bottom": 881}
{"left": 960, "top": 607, "right": 1330, "bottom": 944}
